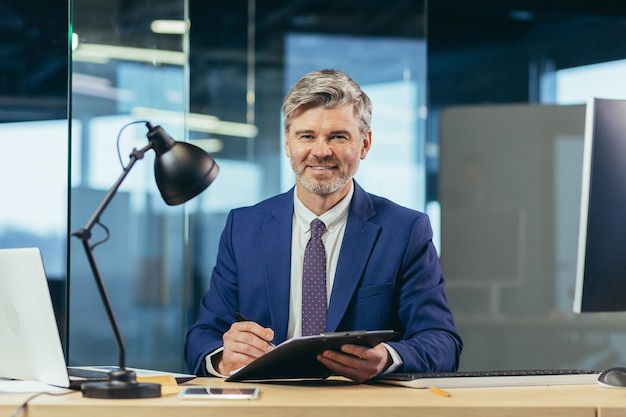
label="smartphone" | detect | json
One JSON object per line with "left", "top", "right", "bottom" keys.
{"left": 179, "top": 386, "right": 260, "bottom": 400}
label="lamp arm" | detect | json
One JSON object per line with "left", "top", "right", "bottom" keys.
{"left": 72, "top": 141, "right": 154, "bottom": 370}
{"left": 76, "top": 238, "right": 128, "bottom": 369}
{"left": 76, "top": 142, "right": 153, "bottom": 235}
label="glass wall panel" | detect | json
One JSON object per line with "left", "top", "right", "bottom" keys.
{"left": 0, "top": 0, "right": 70, "bottom": 345}
{"left": 69, "top": 0, "right": 190, "bottom": 371}
{"left": 188, "top": 1, "right": 428, "bottom": 334}
{"left": 429, "top": 3, "right": 626, "bottom": 371}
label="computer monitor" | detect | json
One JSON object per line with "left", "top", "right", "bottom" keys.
{"left": 574, "top": 97, "right": 626, "bottom": 313}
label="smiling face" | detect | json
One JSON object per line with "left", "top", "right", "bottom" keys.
{"left": 285, "top": 104, "right": 372, "bottom": 210}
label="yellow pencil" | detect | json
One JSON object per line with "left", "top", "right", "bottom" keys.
{"left": 429, "top": 386, "right": 451, "bottom": 397}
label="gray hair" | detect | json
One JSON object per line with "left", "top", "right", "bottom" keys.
{"left": 282, "top": 69, "right": 372, "bottom": 136}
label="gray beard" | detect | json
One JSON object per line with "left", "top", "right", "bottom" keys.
{"left": 295, "top": 171, "right": 350, "bottom": 195}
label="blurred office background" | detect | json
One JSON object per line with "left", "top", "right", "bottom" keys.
{"left": 1, "top": 0, "right": 626, "bottom": 373}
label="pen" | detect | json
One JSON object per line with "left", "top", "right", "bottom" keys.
{"left": 429, "top": 386, "right": 451, "bottom": 397}
{"left": 233, "top": 312, "right": 277, "bottom": 347}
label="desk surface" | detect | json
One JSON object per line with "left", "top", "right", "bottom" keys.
{"left": 553, "top": 384, "right": 626, "bottom": 417}
{"left": 2, "top": 377, "right": 624, "bottom": 417}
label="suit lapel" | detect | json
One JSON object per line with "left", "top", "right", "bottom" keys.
{"left": 327, "top": 183, "right": 380, "bottom": 331}
{"left": 262, "top": 190, "right": 294, "bottom": 341}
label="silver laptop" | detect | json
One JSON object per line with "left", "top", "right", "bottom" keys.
{"left": 0, "top": 247, "right": 70, "bottom": 388}
{"left": 0, "top": 247, "right": 195, "bottom": 389}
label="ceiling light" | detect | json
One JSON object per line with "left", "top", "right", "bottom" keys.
{"left": 190, "top": 138, "right": 224, "bottom": 153}
{"left": 72, "top": 33, "right": 80, "bottom": 51}
{"left": 150, "top": 20, "right": 191, "bottom": 35}
{"left": 73, "top": 44, "right": 185, "bottom": 66}
{"left": 131, "top": 107, "right": 258, "bottom": 138}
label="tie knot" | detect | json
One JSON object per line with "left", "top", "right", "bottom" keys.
{"left": 310, "top": 219, "right": 326, "bottom": 239}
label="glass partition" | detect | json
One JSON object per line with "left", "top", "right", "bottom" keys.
{"left": 429, "top": 4, "right": 626, "bottom": 371}
{"left": 0, "top": 0, "right": 70, "bottom": 344}
{"left": 187, "top": 1, "right": 428, "bottom": 336}
{"left": 69, "top": 0, "right": 191, "bottom": 370}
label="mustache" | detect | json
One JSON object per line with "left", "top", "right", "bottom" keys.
{"left": 305, "top": 156, "right": 338, "bottom": 166}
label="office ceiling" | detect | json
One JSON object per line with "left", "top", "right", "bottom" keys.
{"left": 2, "top": 0, "right": 626, "bottom": 121}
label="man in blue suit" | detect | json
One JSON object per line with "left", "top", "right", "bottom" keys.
{"left": 185, "top": 69, "right": 462, "bottom": 382}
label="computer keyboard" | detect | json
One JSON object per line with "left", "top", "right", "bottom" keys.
{"left": 67, "top": 366, "right": 115, "bottom": 379}
{"left": 66, "top": 367, "right": 112, "bottom": 391}
{"left": 374, "top": 369, "right": 603, "bottom": 388}
{"left": 67, "top": 366, "right": 197, "bottom": 383}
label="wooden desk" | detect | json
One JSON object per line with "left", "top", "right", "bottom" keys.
{"left": 552, "top": 384, "right": 626, "bottom": 417}
{"left": 0, "top": 378, "right": 604, "bottom": 417}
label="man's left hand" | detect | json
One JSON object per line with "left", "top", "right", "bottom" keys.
{"left": 316, "top": 343, "right": 392, "bottom": 383}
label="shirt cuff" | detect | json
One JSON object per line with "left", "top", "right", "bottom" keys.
{"left": 205, "top": 346, "right": 229, "bottom": 378}
{"left": 381, "top": 342, "right": 403, "bottom": 374}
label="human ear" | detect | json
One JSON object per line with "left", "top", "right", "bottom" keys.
{"left": 360, "top": 130, "right": 372, "bottom": 159}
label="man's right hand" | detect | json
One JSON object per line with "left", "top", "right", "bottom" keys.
{"left": 216, "top": 320, "right": 275, "bottom": 375}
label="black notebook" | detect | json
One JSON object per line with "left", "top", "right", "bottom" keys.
{"left": 226, "top": 330, "right": 397, "bottom": 382}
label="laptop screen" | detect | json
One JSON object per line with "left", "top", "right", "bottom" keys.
{"left": 0, "top": 247, "right": 70, "bottom": 388}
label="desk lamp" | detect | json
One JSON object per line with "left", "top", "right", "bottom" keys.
{"left": 72, "top": 121, "right": 219, "bottom": 398}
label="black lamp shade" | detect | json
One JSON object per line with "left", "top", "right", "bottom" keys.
{"left": 155, "top": 142, "right": 219, "bottom": 205}
{"left": 147, "top": 123, "right": 219, "bottom": 206}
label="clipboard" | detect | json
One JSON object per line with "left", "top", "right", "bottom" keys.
{"left": 225, "top": 330, "right": 398, "bottom": 382}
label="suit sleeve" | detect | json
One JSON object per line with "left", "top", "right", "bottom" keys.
{"left": 386, "top": 214, "right": 463, "bottom": 373}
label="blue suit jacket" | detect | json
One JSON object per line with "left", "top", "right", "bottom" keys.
{"left": 185, "top": 182, "right": 462, "bottom": 376}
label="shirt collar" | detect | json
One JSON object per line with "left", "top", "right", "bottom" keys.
{"left": 293, "top": 182, "right": 353, "bottom": 232}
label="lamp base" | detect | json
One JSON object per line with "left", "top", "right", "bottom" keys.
{"left": 81, "top": 369, "right": 161, "bottom": 399}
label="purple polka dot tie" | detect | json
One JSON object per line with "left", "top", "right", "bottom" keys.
{"left": 302, "top": 218, "right": 327, "bottom": 336}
